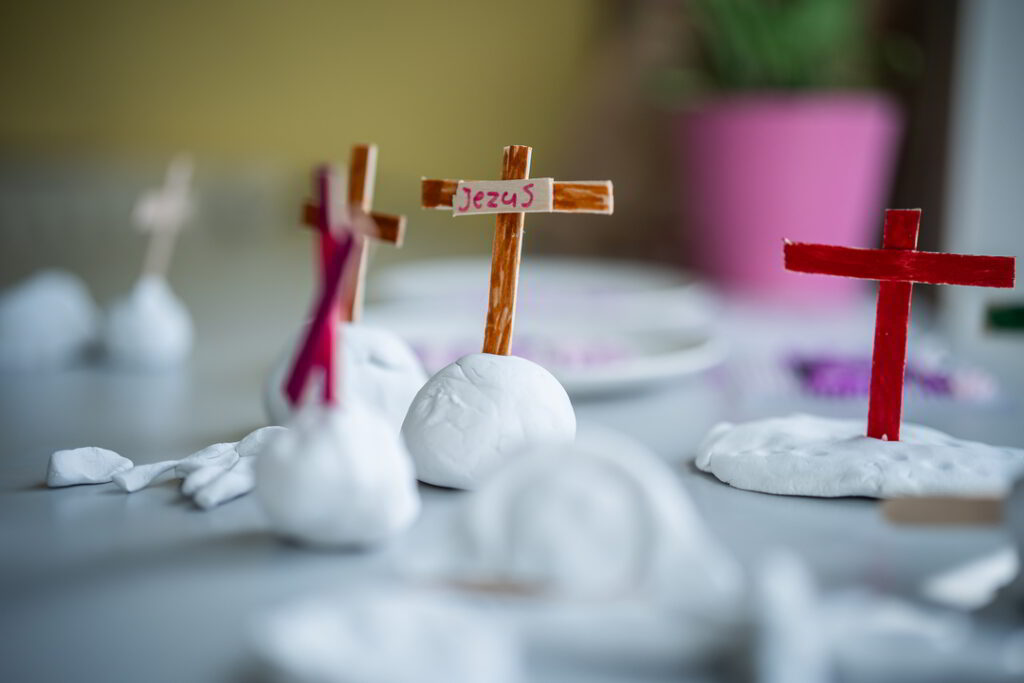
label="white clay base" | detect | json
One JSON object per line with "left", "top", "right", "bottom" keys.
{"left": 696, "top": 414, "right": 1024, "bottom": 498}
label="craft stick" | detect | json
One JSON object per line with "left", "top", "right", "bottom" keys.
{"left": 303, "top": 204, "right": 404, "bottom": 244}
{"left": 865, "top": 210, "right": 919, "bottom": 441}
{"left": 784, "top": 243, "right": 1016, "bottom": 288}
{"left": 285, "top": 232, "right": 355, "bottom": 406}
{"left": 422, "top": 178, "right": 613, "bottom": 214}
{"left": 135, "top": 155, "right": 193, "bottom": 279}
{"left": 882, "top": 496, "right": 1004, "bottom": 525}
{"left": 483, "top": 145, "right": 532, "bottom": 355}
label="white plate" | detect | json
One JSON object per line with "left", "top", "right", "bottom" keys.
{"left": 365, "top": 258, "right": 725, "bottom": 397}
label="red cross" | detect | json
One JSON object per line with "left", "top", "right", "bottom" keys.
{"left": 785, "top": 209, "right": 1015, "bottom": 441}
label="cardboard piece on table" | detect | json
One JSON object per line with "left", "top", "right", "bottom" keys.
{"left": 882, "top": 496, "right": 1005, "bottom": 526}
{"left": 133, "top": 155, "right": 194, "bottom": 278}
{"left": 302, "top": 144, "right": 407, "bottom": 322}
{"left": 420, "top": 146, "right": 614, "bottom": 355}
{"left": 784, "top": 209, "right": 1016, "bottom": 441}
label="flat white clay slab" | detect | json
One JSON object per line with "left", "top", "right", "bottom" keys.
{"left": 695, "top": 414, "right": 1024, "bottom": 498}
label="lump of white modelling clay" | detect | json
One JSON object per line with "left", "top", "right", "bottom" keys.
{"left": 401, "top": 353, "right": 576, "bottom": 490}
{"left": 46, "top": 447, "right": 133, "bottom": 487}
{"left": 696, "top": 414, "right": 1024, "bottom": 498}
{"left": 256, "top": 404, "right": 420, "bottom": 547}
{"left": 103, "top": 275, "right": 193, "bottom": 368}
{"left": 251, "top": 589, "right": 519, "bottom": 683}
{"left": 264, "top": 323, "right": 427, "bottom": 433}
{"left": 0, "top": 270, "right": 99, "bottom": 371}
{"left": 194, "top": 456, "right": 257, "bottom": 510}
{"left": 113, "top": 460, "right": 179, "bottom": 492}
{"left": 446, "top": 430, "right": 740, "bottom": 607}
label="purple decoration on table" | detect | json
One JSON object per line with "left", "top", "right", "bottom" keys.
{"left": 788, "top": 354, "right": 955, "bottom": 398}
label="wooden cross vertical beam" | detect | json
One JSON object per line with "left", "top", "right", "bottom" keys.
{"left": 485, "top": 145, "right": 531, "bottom": 355}
{"left": 344, "top": 144, "right": 377, "bottom": 322}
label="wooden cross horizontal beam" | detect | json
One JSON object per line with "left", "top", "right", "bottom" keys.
{"left": 785, "top": 241, "right": 1016, "bottom": 288}
{"left": 302, "top": 203, "right": 406, "bottom": 246}
{"left": 421, "top": 178, "right": 613, "bottom": 214}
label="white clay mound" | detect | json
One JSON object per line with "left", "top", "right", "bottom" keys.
{"left": 264, "top": 323, "right": 427, "bottom": 433}
{"left": 104, "top": 275, "right": 193, "bottom": 368}
{"left": 450, "top": 429, "right": 741, "bottom": 608}
{"left": 251, "top": 589, "right": 519, "bottom": 683}
{"left": 256, "top": 403, "right": 421, "bottom": 547}
{"left": 696, "top": 414, "right": 1024, "bottom": 498}
{"left": 0, "top": 270, "right": 99, "bottom": 371}
{"left": 401, "top": 353, "right": 576, "bottom": 490}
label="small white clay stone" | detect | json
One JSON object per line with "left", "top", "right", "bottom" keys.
{"left": 753, "top": 552, "right": 830, "bottom": 683}
{"left": 696, "top": 414, "right": 1024, "bottom": 498}
{"left": 256, "top": 404, "right": 420, "bottom": 547}
{"left": 251, "top": 589, "right": 519, "bottom": 683}
{"left": 450, "top": 431, "right": 740, "bottom": 607}
{"left": 175, "top": 442, "right": 238, "bottom": 477}
{"left": 194, "top": 456, "right": 256, "bottom": 510}
{"left": 112, "top": 460, "right": 179, "bottom": 492}
{"left": 103, "top": 275, "right": 193, "bottom": 368}
{"left": 181, "top": 463, "right": 229, "bottom": 496}
{"left": 401, "top": 353, "right": 576, "bottom": 490}
{"left": 46, "top": 447, "right": 133, "bottom": 487}
{"left": 0, "top": 270, "right": 99, "bottom": 371}
{"left": 264, "top": 323, "right": 427, "bottom": 433}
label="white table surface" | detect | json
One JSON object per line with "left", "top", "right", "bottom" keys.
{"left": 1, "top": 246, "right": 1020, "bottom": 682}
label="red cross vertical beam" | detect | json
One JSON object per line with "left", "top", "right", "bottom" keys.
{"left": 785, "top": 209, "right": 1015, "bottom": 441}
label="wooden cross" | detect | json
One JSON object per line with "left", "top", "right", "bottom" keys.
{"left": 133, "top": 154, "right": 193, "bottom": 278}
{"left": 302, "top": 144, "right": 406, "bottom": 321}
{"left": 421, "top": 145, "right": 613, "bottom": 355}
{"left": 785, "top": 209, "right": 1016, "bottom": 441}
{"left": 284, "top": 165, "right": 382, "bottom": 407}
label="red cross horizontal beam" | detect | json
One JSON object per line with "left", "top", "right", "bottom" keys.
{"left": 784, "top": 242, "right": 1015, "bottom": 288}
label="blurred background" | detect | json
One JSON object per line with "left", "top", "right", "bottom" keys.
{"left": 0, "top": 0, "right": 1021, "bottom": 386}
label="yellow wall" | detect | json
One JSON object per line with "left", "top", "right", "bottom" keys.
{"left": 0, "top": 1, "right": 601, "bottom": 170}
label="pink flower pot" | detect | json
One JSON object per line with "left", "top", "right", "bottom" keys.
{"left": 675, "top": 93, "right": 902, "bottom": 304}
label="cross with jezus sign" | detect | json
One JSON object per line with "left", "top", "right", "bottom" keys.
{"left": 422, "top": 145, "right": 613, "bottom": 355}
{"left": 785, "top": 209, "right": 1016, "bottom": 441}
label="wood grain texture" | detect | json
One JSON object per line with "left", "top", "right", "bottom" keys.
{"left": 483, "top": 145, "right": 531, "bottom": 355}
{"left": 422, "top": 178, "right": 613, "bottom": 214}
{"left": 784, "top": 243, "right": 1015, "bottom": 287}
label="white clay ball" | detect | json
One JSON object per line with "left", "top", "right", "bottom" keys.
{"left": 255, "top": 403, "right": 421, "bottom": 547}
{"left": 0, "top": 270, "right": 99, "bottom": 371}
{"left": 264, "top": 323, "right": 427, "bottom": 433}
{"left": 103, "top": 275, "right": 193, "bottom": 368}
{"left": 451, "top": 429, "right": 741, "bottom": 606}
{"left": 401, "top": 353, "right": 576, "bottom": 490}
{"left": 252, "top": 589, "right": 519, "bottom": 683}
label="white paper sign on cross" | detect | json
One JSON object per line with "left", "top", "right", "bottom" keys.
{"left": 133, "top": 154, "right": 194, "bottom": 278}
{"left": 421, "top": 145, "right": 613, "bottom": 355}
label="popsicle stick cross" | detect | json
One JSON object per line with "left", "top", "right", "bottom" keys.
{"left": 284, "top": 167, "right": 380, "bottom": 408}
{"left": 302, "top": 144, "right": 407, "bottom": 321}
{"left": 133, "top": 155, "right": 194, "bottom": 279}
{"left": 422, "top": 145, "right": 614, "bottom": 355}
{"left": 785, "top": 209, "right": 1015, "bottom": 441}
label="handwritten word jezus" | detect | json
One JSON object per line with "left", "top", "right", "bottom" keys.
{"left": 452, "top": 178, "right": 554, "bottom": 216}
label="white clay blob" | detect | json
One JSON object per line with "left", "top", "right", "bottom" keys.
{"left": 103, "top": 275, "right": 193, "bottom": 368}
{"left": 753, "top": 552, "right": 830, "bottom": 683}
{"left": 46, "top": 447, "right": 133, "bottom": 487}
{"left": 251, "top": 589, "right": 519, "bottom": 683}
{"left": 449, "top": 429, "right": 740, "bottom": 608}
{"left": 264, "top": 323, "right": 427, "bottom": 433}
{"left": 696, "top": 414, "right": 1024, "bottom": 498}
{"left": 0, "top": 270, "right": 99, "bottom": 371}
{"left": 256, "top": 403, "right": 420, "bottom": 547}
{"left": 401, "top": 353, "right": 576, "bottom": 490}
